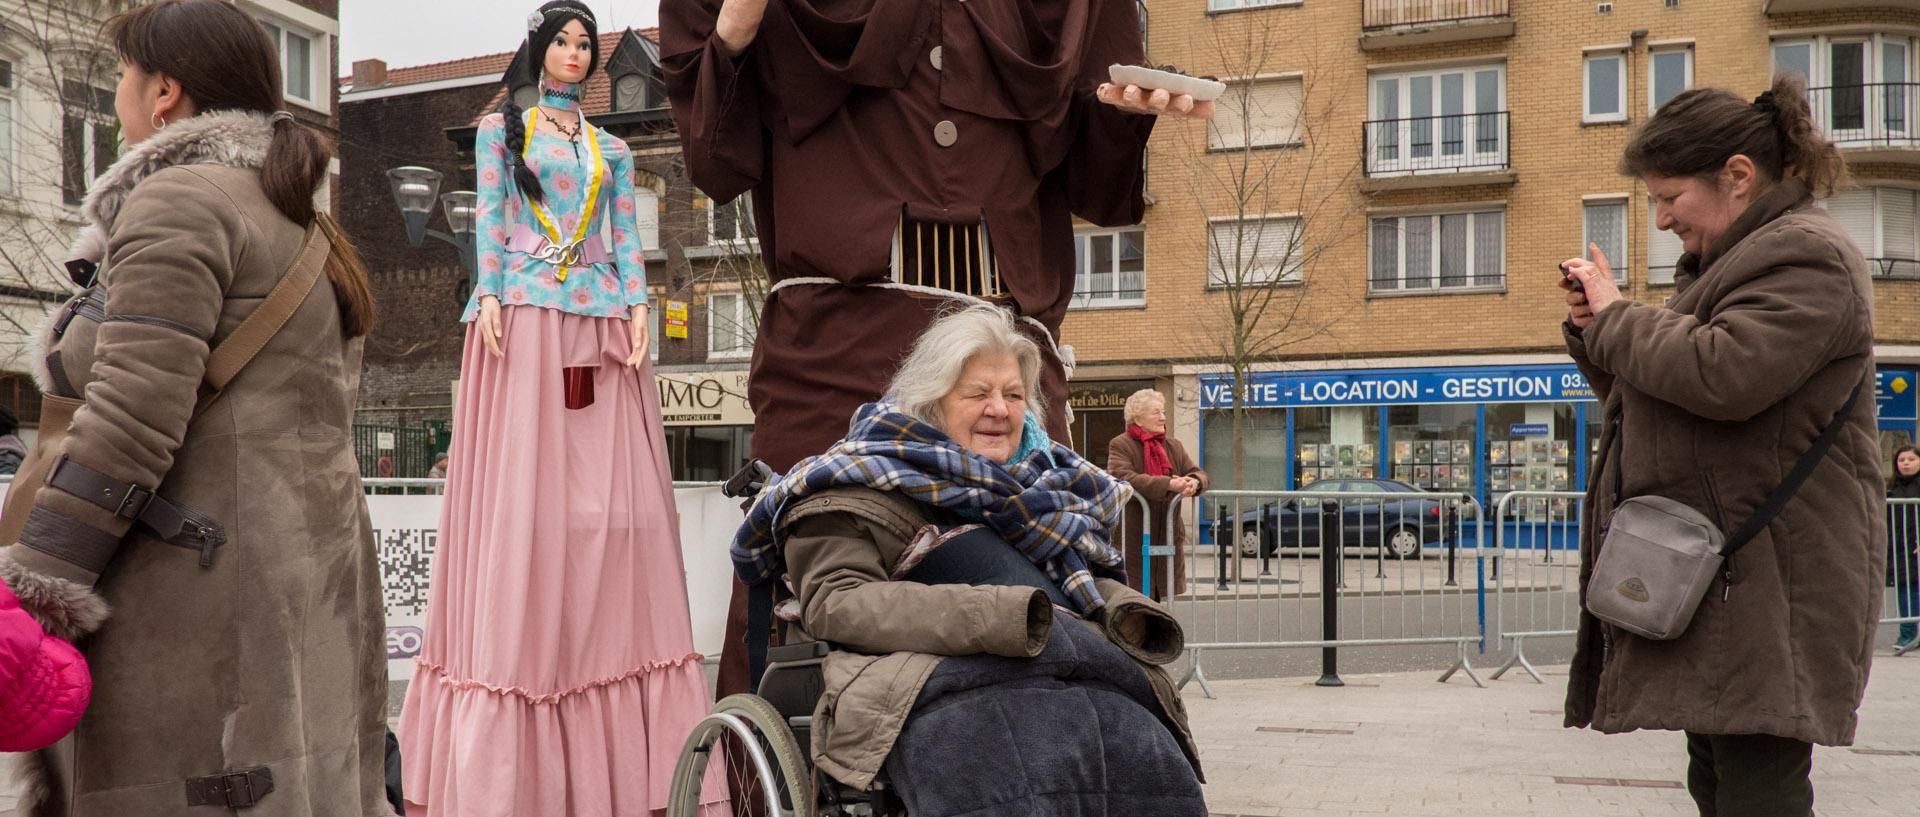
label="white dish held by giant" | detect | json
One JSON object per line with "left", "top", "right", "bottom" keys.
{"left": 1108, "top": 64, "right": 1225, "bottom": 102}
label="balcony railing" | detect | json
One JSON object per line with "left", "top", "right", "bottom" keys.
{"left": 1363, "top": 0, "right": 1509, "bottom": 29}
{"left": 1869, "top": 257, "right": 1920, "bottom": 279}
{"left": 1363, "top": 111, "right": 1510, "bottom": 177}
{"left": 1809, "top": 83, "right": 1920, "bottom": 150}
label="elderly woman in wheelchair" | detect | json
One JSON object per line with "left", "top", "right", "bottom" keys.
{"left": 670, "top": 305, "right": 1207, "bottom": 817}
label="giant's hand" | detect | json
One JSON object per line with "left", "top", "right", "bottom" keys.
{"left": 477, "top": 295, "right": 505, "bottom": 359}
{"left": 716, "top": 0, "right": 771, "bottom": 57}
{"left": 627, "top": 304, "right": 651, "bottom": 369}
{"left": 1096, "top": 83, "right": 1215, "bottom": 120}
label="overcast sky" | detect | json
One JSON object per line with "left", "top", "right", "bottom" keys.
{"left": 339, "top": 0, "right": 661, "bottom": 71}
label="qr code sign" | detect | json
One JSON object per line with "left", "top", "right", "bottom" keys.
{"left": 377, "top": 527, "right": 437, "bottom": 619}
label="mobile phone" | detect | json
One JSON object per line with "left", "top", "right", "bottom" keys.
{"left": 1559, "top": 263, "right": 1585, "bottom": 293}
{"left": 1108, "top": 64, "right": 1226, "bottom": 101}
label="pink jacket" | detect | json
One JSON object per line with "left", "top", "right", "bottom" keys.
{"left": 0, "top": 581, "right": 89, "bottom": 751}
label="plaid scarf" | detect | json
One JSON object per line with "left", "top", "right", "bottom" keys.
{"left": 733, "top": 403, "right": 1128, "bottom": 615}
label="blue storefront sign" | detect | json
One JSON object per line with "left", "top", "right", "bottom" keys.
{"left": 1199, "top": 364, "right": 1596, "bottom": 409}
{"left": 1879, "top": 369, "right": 1917, "bottom": 421}
{"left": 1509, "top": 423, "right": 1550, "bottom": 436}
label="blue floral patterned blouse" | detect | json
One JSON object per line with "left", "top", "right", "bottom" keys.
{"left": 461, "top": 108, "right": 650, "bottom": 321}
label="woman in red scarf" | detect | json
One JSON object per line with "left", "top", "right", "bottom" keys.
{"left": 1107, "top": 389, "right": 1208, "bottom": 600}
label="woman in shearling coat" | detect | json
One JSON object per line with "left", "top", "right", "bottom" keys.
{"left": 1558, "top": 76, "right": 1882, "bottom": 817}
{"left": 0, "top": 2, "right": 389, "bottom": 815}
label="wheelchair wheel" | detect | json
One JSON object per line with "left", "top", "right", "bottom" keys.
{"left": 667, "top": 693, "right": 816, "bottom": 817}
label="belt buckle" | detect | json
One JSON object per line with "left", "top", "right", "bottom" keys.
{"left": 115, "top": 484, "right": 154, "bottom": 520}
{"left": 220, "top": 772, "right": 255, "bottom": 808}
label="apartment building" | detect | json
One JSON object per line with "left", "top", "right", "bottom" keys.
{"left": 1060, "top": 0, "right": 1920, "bottom": 507}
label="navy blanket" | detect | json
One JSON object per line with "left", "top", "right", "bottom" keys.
{"left": 882, "top": 619, "right": 1207, "bottom": 817}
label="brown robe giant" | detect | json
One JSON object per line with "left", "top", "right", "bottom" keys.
{"left": 662, "top": 0, "right": 1156, "bottom": 697}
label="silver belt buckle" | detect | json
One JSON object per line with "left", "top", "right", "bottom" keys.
{"left": 529, "top": 238, "right": 587, "bottom": 266}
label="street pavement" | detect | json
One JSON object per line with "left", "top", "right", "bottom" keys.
{"left": 1187, "top": 649, "right": 1920, "bottom": 816}
{"left": 9, "top": 643, "right": 1914, "bottom": 815}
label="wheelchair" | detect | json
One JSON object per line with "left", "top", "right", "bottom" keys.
{"left": 665, "top": 461, "right": 907, "bottom": 817}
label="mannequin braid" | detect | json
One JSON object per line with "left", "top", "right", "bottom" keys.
{"left": 501, "top": 90, "right": 544, "bottom": 204}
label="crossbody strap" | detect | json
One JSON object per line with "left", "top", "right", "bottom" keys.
{"left": 1721, "top": 369, "right": 1870, "bottom": 557}
{"left": 1610, "top": 367, "right": 1870, "bottom": 558}
{"left": 195, "top": 222, "right": 331, "bottom": 415}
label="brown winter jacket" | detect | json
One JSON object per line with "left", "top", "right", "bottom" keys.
{"left": 1563, "top": 178, "right": 1885, "bottom": 747}
{"left": 0, "top": 112, "right": 390, "bottom": 816}
{"left": 1107, "top": 432, "right": 1207, "bottom": 598}
{"left": 778, "top": 486, "right": 1203, "bottom": 791}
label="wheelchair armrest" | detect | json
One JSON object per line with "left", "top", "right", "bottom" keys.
{"left": 766, "top": 640, "right": 832, "bottom": 664}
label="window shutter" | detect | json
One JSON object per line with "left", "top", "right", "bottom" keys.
{"left": 1584, "top": 201, "right": 1627, "bottom": 283}
{"left": 1825, "top": 189, "right": 1877, "bottom": 257}
{"left": 1646, "top": 200, "right": 1684, "bottom": 285}
{"left": 1880, "top": 188, "right": 1917, "bottom": 260}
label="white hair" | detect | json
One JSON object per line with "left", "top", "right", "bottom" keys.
{"left": 885, "top": 304, "right": 1047, "bottom": 431}
{"left": 1122, "top": 388, "right": 1166, "bottom": 426}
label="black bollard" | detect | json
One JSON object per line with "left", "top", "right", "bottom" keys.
{"left": 1445, "top": 497, "right": 1459, "bottom": 588}
{"left": 1316, "top": 497, "right": 1344, "bottom": 687}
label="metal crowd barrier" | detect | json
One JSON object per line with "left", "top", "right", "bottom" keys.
{"left": 1891, "top": 497, "right": 1920, "bottom": 657}
{"left": 1172, "top": 488, "right": 1487, "bottom": 697}
{"left": 1488, "top": 490, "right": 1585, "bottom": 683}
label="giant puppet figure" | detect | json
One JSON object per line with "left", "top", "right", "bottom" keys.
{"left": 396, "top": 3, "right": 722, "bottom": 815}
{"left": 661, "top": 0, "right": 1212, "bottom": 696}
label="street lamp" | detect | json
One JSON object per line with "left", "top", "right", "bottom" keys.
{"left": 386, "top": 166, "right": 479, "bottom": 304}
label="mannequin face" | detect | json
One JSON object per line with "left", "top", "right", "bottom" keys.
{"left": 115, "top": 58, "right": 194, "bottom": 145}
{"left": 543, "top": 19, "right": 593, "bottom": 86}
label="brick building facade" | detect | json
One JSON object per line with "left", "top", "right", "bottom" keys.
{"left": 1057, "top": 0, "right": 1920, "bottom": 509}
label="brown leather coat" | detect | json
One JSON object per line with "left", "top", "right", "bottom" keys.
{"left": 778, "top": 486, "right": 1202, "bottom": 790}
{"left": 0, "top": 112, "right": 389, "bottom": 816}
{"left": 1564, "top": 179, "right": 1884, "bottom": 747}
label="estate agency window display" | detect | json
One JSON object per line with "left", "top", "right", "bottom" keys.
{"left": 1197, "top": 365, "right": 1600, "bottom": 519}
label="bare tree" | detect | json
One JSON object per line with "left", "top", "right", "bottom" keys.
{"left": 656, "top": 191, "right": 764, "bottom": 402}
{"left": 0, "top": 0, "right": 133, "bottom": 373}
{"left": 1167, "top": 19, "right": 1368, "bottom": 491}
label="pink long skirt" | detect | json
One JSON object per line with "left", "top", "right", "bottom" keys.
{"left": 398, "top": 305, "right": 719, "bottom": 816}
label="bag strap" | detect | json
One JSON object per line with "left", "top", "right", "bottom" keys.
{"left": 1612, "top": 367, "right": 1870, "bottom": 558}
{"left": 195, "top": 222, "right": 331, "bottom": 415}
{"left": 1721, "top": 369, "right": 1870, "bottom": 557}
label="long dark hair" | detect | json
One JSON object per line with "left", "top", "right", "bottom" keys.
{"left": 106, "top": 0, "right": 374, "bottom": 338}
{"left": 1619, "top": 73, "right": 1848, "bottom": 198}
{"left": 501, "top": 1, "right": 601, "bottom": 205}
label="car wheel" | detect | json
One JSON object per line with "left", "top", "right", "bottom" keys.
{"left": 1387, "top": 526, "right": 1422, "bottom": 559}
{"left": 1239, "top": 526, "right": 1263, "bottom": 558}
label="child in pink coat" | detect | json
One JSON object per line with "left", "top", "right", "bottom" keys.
{"left": 0, "top": 580, "right": 89, "bottom": 751}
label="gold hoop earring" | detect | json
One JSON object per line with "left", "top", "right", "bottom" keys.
{"left": 150, "top": 112, "right": 166, "bottom": 131}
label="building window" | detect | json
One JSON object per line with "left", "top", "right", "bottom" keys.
{"left": 1368, "top": 209, "right": 1504, "bottom": 293}
{"left": 1071, "top": 229, "right": 1146, "bottom": 308}
{"left": 1367, "top": 64, "right": 1506, "bottom": 175}
{"left": 1208, "top": 217, "right": 1300, "bottom": 287}
{"left": 1774, "top": 34, "right": 1918, "bottom": 146}
{"left": 634, "top": 186, "right": 660, "bottom": 250}
{"left": 1582, "top": 199, "right": 1628, "bottom": 285}
{"left": 703, "top": 192, "right": 755, "bottom": 245}
{"left": 61, "top": 82, "right": 116, "bottom": 206}
{"left": 0, "top": 60, "right": 14, "bottom": 194}
{"left": 256, "top": 14, "right": 325, "bottom": 107}
{"left": 1208, "top": 77, "right": 1303, "bottom": 151}
{"left": 1584, "top": 52, "right": 1627, "bottom": 123}
{"left": 707, "top": 291, "right": 755, "bottom": 360}
{"left": 647, "top": 294, "right": 662, "bottom": 361}
{"left": 1650, "top": 46, "right": 1693, "bottom": 112}
{"left": 1647, "top": 199, "right": 1684, "bottom": 285}
{"left": 1825, "top": 186, "right": 1920, "bottom": 278}
{"left": 1206, "top": 0, "right": 1301, "bottom": 12}
{"left": 615, "top": 74, "right": 646, "bottom": 113}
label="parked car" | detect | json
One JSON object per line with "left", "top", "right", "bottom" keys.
{"left": 1220, "top": 478, "right": 1458, "bottom": 559}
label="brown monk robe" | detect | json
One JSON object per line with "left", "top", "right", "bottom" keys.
{"left": 662, "top": 0, "right": 1157, "bottom": 699}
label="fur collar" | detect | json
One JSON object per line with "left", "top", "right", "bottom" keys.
{"left": 68, "top": 110, "right": 275, "bottom": 264}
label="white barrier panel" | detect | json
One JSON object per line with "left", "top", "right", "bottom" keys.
{"left": 375, "top": 486, "right": 739, "bottom": 681}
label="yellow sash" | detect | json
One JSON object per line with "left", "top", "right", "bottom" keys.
{"left": 521, "top": 109, "right": 605, "bottom": 282}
